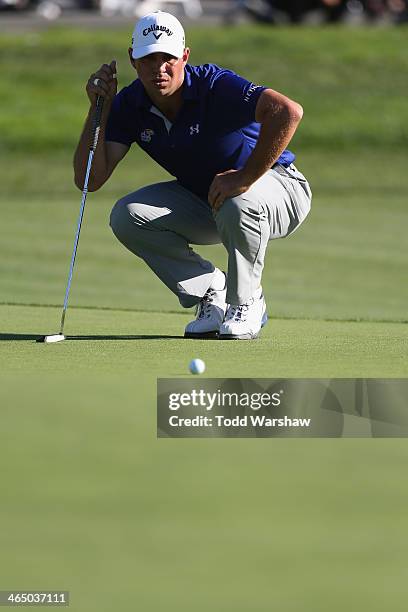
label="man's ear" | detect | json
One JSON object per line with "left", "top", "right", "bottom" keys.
{"left": 128, "top": 47, "right": 136, "bottom": 68}
{"left": 183, "top": 48, "right": 190, "bottom": 63}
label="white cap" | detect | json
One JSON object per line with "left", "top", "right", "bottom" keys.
{"left": 131, "top": 11, "right": 185, "bottom": 60}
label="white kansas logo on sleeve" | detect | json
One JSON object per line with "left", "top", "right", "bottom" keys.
{"left": 141, "top": 129, "right": 154, "bottom": 143}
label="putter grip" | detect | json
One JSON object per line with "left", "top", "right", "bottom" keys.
{"left": 90, "top": 96, "right": 104, "bottom": 151}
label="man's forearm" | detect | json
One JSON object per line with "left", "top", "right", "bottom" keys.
{"left": 73, "top": 101, "right": 112, "bottom": 191}
{"left": 241, "top": 105, "right": 303, "bottom": 186}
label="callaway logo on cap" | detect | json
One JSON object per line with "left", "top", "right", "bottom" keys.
{"left": 131, "top": 11, "right": 185, "bottom": 59}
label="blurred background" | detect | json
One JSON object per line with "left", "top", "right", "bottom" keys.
{"left": 1, "top": 0, "right": 408, "bottom": 24}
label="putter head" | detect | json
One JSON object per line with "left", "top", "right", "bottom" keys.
{"left": 37, "top": 334, "right": 66, "bottom": 344}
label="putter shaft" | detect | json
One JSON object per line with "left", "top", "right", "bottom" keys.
{"left": 58, "top": 96, "right": 104, "bottom": 336}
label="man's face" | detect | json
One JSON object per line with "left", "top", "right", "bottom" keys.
{"left": 129, "top": 48, "right": 190, "bottom": 99}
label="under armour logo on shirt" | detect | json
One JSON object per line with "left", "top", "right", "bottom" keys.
{"left": 189, "top": 124, "right": 200, "bottom": 135}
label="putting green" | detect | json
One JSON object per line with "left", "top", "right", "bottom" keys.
{"left": 1, "top": 304, "right": 406, "bottom": 378}
{"left": 1, "top": 307, "right": 408, "bottom": 612}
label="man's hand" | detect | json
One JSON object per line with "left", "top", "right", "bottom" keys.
{"left": 86, "top": 60, "right": 117, "bottom": 105}
{"left": 208, "top": 169, "right": 252, "bottom": 212}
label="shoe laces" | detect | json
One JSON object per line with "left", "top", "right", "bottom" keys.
{"left": 227, "top": 303, "right": 250, "bottom": 323}
{"left": 197, "top": 289, "right": 217, "bottom": 320}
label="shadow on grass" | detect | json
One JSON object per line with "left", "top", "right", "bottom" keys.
{"left": 0, "top": 333, "right": 40, "bottom": 341}
{"left": 0, "top": 333, "right": 184, "bottom": 341}
{"left": 68, "top": 335, "right": 184, "bottom": 340}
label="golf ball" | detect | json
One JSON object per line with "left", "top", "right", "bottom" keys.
{"left": 189, "top": 358, "right": 206, "bottom": 375}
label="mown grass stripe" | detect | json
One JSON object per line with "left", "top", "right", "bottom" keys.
{"left": 1, "top": 302, "right": 406, "bottom": 325}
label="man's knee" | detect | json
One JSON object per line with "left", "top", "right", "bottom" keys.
{"left": 109, "top": 198, "right": 130, "bottom": 240}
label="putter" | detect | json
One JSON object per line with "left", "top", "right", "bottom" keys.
{"left": 37, "top": 96, "right": 104, "bottom": 344}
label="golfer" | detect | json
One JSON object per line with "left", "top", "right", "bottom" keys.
{"left": 74, "top": 11, "right": 311, "bottom": 340}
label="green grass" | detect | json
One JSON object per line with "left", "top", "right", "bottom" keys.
{"left": 1, "top": 26, "right": 407, "bottom": 151}
{"left": 2, "top": 304, "right": 407, "bottom": 377}
{"left": 2, "top": 372, "right": 408, "bottom": 611}
{"left": 0, "top": 24, "right": 407, "bottom": 612}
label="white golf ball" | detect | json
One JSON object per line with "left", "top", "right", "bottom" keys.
{"left": 189, "top": 358, "right": 206, "bottom": 375}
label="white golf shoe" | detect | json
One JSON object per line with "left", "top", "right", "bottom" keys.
{"left": 219, "top": 288, "right": 268, "bottom": 340}
{"left": 184, "top": 270, "right": 228, "bottom": 339}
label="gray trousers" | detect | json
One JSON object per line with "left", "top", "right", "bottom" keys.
{"left": 109, "top": 164, "right": 312, "bottom": 307}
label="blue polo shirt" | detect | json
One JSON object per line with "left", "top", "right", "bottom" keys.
{"left": 106, "top": 63, "right": 296, "bottom": 199}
